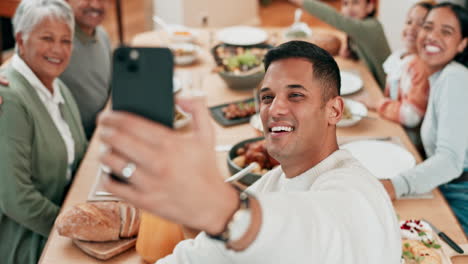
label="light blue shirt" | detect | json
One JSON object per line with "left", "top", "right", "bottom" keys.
{"left": 392, "top": 62, "right": 468, "bottom": 197}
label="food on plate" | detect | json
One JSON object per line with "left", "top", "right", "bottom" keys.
{"left": 173, "top": 30, "right": 191, "bottom": 36}
{"left": 402, "top": 240, "right": 441, "bottom": 264}
{"left": 169, "top": 43, "right": 199, "bottom": 65}
{"left": 214, "top": 46, "right": 269, "bottom": 75}
{"left": 222, "top": 101, "right": 256, "bottom": 120}
{"left": 400, "top": 219, "right": 442, "bottom": 264}
{"left": 172, "top": 47, "right": 196, "bottom": 57}
{"left": 56, "top": 202, "right": 141, "bottom": 242}
{"left": 232, "top": 140, "right": 279, "bottom": 175}
{"left": 400, "top": 219, "right": 437, "bottom": 244}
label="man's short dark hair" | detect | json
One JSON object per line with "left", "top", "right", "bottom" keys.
{"left": 264, "top": 40, "right": 341, "bottom": 104}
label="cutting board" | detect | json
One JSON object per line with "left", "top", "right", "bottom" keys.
{"left": 439, "top": 241, "right": 468, "bottom": 264}
{"left": 73, "top": 238, "right": 137, "bottom": 260}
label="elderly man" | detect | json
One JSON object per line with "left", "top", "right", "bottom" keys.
{"left": 61, "top": 0, "right": 112, "bottom": 139}
{"left": 98, "top": 41, "right": 401, "bottom": 263}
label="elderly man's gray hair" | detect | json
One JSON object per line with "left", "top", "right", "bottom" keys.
{"left": 12, "top": 0, "right": 75, "bottom": 42}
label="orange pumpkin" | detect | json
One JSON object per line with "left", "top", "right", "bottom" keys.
{"left": 136, "top": 212, "right": 185, "bottom": 263}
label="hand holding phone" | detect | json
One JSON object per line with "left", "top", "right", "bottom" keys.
{"left": 109, "top": 46, "right": 175, "bottom": 182}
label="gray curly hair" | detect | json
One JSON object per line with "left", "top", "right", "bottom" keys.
{"left": 12, "top": 0, "right": 75, "bottom": 45}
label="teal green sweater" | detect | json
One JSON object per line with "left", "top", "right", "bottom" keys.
{"left": 303, "top": 0, "right": 391, "bottom": 89}
{"left": 0, "top": 66, "right": 87, "bottom": 264}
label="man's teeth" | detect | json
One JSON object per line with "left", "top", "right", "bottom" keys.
{"left": 86, "top": 11, "right": 101, "bottom": 18}
{"left": 271, "top": 126, "right": 294, "bottom": 132}
{"left": 425, "top": 45, "right": 441, "bottom": 53}
{"left": 46, "top": 57, "right": 61, "bottom": 63}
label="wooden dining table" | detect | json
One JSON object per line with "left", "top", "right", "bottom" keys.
{"left": 39, "top": 28, "right": 468, "bottom": 263}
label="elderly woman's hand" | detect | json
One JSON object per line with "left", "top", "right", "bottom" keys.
{"left": 98, "top": 95, "right": 239, "bottom": 235}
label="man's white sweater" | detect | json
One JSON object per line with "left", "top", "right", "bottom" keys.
{"left": 157, "top": 149, "right": 401, "bottom": 263}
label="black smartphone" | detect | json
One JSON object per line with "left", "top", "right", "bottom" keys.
{"left": 110, "top": 46, "right": 174, "bottom": 182}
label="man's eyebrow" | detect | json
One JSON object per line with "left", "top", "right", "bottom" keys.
{"left": 259, "top": 87, "right": 271, "bottom": 93}
{"left": 286, "top": 84, "right": 306, "bottom": 90}
{"left": 260, "top": 84, "right": 307, "bottom": 93}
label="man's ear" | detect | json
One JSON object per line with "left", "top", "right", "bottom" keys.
{"left": 327, "top": 96, "right": 344, "bottom": 125}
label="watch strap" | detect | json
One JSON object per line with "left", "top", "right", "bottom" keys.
{"left": 208, "top": 185, "right": 250, "bottom": 242}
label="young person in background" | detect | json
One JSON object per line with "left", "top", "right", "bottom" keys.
{"left": 289, "top": 0, "right": 391, "bottom": 89}
{"left": 382, "top": 3, "right": 468, "bottom": 235}
{"left": 360, "top": 1, "right": 434, "bottom": 155}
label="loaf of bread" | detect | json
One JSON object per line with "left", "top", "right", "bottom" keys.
{"left": 56, "top": 201, "right": 141, "bottom": 242}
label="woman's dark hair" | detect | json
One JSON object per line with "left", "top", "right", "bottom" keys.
{"left": 367, "top": 0, "right": 377, "bottom": 18}
{"left": 264, "top": 41, "right": 341, "bottom": 103}
{"left": 431, "top": 2, "right": 468, "bottom": 67}
{"left": 413, "top": 1, "right": 434, "bottom": 11}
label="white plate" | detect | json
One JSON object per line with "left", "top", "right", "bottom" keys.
{"left": 340, "top": 140, "right": 416, "bottom": 179}
{"left": 340, "top": 71, "right": 363, "bottom": 95}
{"left": 217, "top": 26, "right": 268, "bottom": 46}
{"left": 337, "top": 98, "right": 368, "bottom": 127}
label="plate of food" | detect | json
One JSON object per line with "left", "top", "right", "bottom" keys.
{"left": 217, "top": 26, "right": 268, "bottom": 46}
{"left": 337, "top": 98, "right": 368, "bottom": 127}
{"left": 340, "top": 140, "right": 416, "bottom": 179}
{"left": 398, "top": 219, "right": 468, "bottom": 264}
{"left": 152, "top": 17, "right": 198, "bottom": 43}
{"left": 168, "top": 26, "right": 197, "bottom": 43}
{"left": 169, "top": 43, "right": 200, "bottom": 66}
{"left": 340, "top": 71, "right": 363, "bottom": 95}
{"left": 212, "top": 43, "right": 272, "bottom": 90}
{"left": 209, "top": 97, "right": 256, "bottom": 126}
{"left": 227, "top": 137, "right": 279, "bottom": 186}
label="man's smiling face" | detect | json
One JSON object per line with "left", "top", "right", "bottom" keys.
{"left": 259, "top": 58, "right": 331, "bottom": 163}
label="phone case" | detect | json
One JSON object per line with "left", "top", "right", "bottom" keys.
{"left": 110, "top": 46, "right": 175, "bottom": 182}
{"left": 112, "top": 46, "right": 174, "bottom": 128}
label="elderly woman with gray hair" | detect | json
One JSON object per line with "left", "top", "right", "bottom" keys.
{"left": 0, "top": 0, "right": 87, "bottom": 263}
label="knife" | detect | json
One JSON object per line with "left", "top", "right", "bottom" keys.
{"left": 423, "top": 219, "right": 464, "bottom": 254}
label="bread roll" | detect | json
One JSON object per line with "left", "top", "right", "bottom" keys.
{"left": 56, "top": 201, "right": 140, "bottom": 242}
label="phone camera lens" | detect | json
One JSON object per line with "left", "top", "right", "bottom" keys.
{"left": 130, "top": 49, "right": 140, "bottom": 61}
{"left": 128, "top": 63, "right": 139, "bottom": 72}
{"left": 115, "top": 49, "right": 127, "bottom": 62}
